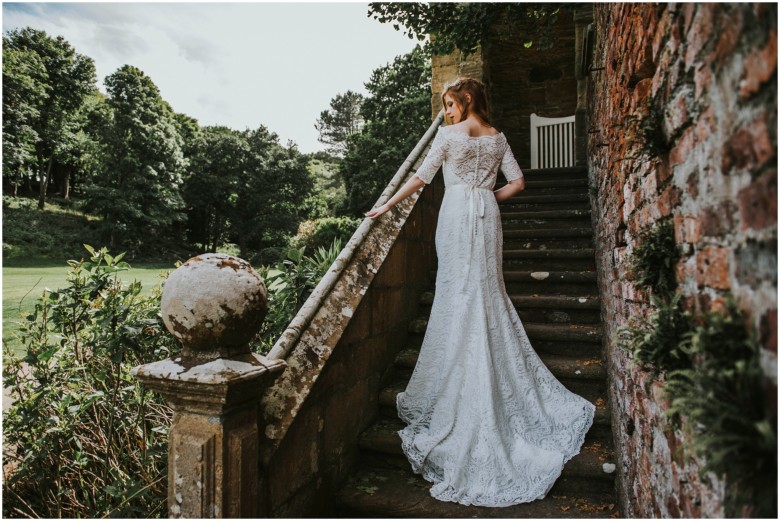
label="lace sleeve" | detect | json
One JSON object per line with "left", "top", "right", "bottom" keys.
{"left": 501, "top": 143, "right": 524, "bottom": 182}
{"left": 414, "top": 127, "right": 447, "bottom": 184}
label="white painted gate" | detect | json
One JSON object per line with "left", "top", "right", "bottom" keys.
{"left": 530, "top": 113, "right": 576, "bottom": 169}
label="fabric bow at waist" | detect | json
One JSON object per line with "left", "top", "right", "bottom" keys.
{"left": 449, "top": 183, "right": 491, "bottom": 218}
{"left": 447, "top": 183, "right": 493, "bottom": 294}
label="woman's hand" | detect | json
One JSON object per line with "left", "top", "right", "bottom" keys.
{"left": 365, "top": 203, "right": 391, "bottom": 219}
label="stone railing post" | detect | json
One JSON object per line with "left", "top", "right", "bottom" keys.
{"left": 132, "top": 254, "right": 286, "bottom": 518}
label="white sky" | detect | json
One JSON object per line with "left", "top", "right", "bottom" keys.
{"left": 2, "top": 1, "right": 421, "bottom": 153}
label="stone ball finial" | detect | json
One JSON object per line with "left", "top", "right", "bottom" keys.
{"left": 161, "top": 253, "right": 268, "bottom": 358}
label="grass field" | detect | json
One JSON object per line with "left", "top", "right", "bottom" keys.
{"left": 3, "top": 258, "right": 174, "bottom": 356}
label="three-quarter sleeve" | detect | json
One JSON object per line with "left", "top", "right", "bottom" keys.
{"left": 501, "top": 143, "right": 524, "bottom": 182}
{"left": 414, "top": 127, "right": 447, "bottom": 184}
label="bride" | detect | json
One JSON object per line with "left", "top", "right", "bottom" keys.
{"left": 365, "top": 77, "right": 595, "bottom": 507}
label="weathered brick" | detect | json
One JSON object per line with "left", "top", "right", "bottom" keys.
{"left": 722, "top": 115, "right": 774, "bottom": 174}
{"left": 674, "top": 214, "right": 701, "bottom": 243}
{"left": 740, "top": 29, "right": 778, "bottom": 99}
{"left": 738, "top": 168, "right": 777, "bottom": 231}
{"left": 656, "top": 185, "right": 682, "bottom": 217}
{"left": 669, "top": 125, "right": 696, "bottom": 167}
{"left": 696, "top": 246, "right": 731, "bottom": 289}
{"left": 700, "top": 200, "right": 736, "bottom": 237}
{"left": 714, "top": 5, "right": 743, "bottom": 67}
{"left": 761, "top": 308, "right": 777, "bottom": 353}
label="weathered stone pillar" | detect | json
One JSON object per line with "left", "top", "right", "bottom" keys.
{"left": 574, "top": 4, "right": 594, "bottom": 167}
{"left": 133, "top": 254, "right": 286, "bottom": 518}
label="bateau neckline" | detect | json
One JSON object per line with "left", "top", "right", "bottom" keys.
{"left": 444, "top": 127, "right": 503, "bottom": 139}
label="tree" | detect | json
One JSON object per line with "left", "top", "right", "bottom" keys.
{"left": 338, "top": 46, "right": 431, "bottom": 214}
{"left": 83, "top": 65, "right": 185, "bottom": 252}
{"left": 2, "top": 41, "right": 46, "bottom": 196}
{"left": 182, "top": 126, "right": 248, "bottom": 251}
{"left": 368, "top": 3, "right": 573, "bottom": 56}
{"left": 3, "top": 28, "right": 96, "bottom": 209}
{"left": 232, "top": 129, "right": 313, "bottom": 264}
{"left": 314, "top": 90, "right": 364, "bottom": 157}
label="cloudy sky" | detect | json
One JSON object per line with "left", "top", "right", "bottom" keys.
{"left": 2, "top": 1, "right": 421, "bottom": 153}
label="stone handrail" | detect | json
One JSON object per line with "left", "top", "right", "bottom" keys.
{"left": 267, "top": 108, "right": 445, "bottom": 360}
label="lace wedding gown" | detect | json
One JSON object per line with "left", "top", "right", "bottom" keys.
{"left": 396, "top": 125, "right": 596, "bottom": 507}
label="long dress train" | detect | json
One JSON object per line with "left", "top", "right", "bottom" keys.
{"left": 395, "top": 125, "right": 596, "bottom": 507}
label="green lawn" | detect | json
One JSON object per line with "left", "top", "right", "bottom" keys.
{"left": 3, "top": 258, "right": 174, "bottom": 356}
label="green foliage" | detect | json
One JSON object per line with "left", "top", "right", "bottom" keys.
{"left": 314, "top": 90, "right": 364, "bottom": 157}
{"left": 2, "top": 40, "right": 46, "bottom": 195}
{"left": 339, "top": 46, "right": 431, "bottom": 215}
{"left": 2, "top": 27, "right": 97, "bottom": 209}
{"left": 83, "top": 65, "right": 186, "bottom": 254}
{"left": 257, "top": 237, "right": 344, "bottom": 354}
{"left": 2, "top": 195, "right": 103, "bottom": 260}
{"left": 2, "top": 246, "right": 176, "bottom": 518}
{"left": 290, "top": 215, "right": 361, "bottom": 253}
{"left": 619, "top": 293, "right": 694, "bottom": 375}
{"left": 628, "top": 219, "right": 680, "bottom": 300}
{"left": 664, "top": 297, "right": 777, "bottom": 518}
{"left": 368, "top": 3, "right": 573, "bottom": 56}
{"left": 232, "top": 129, "right": 314, "bottom": 265}
{"left": 637, "top": 96, "right": 671, "bottom": 157}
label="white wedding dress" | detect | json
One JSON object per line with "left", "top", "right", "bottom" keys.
{"left": 396, "top": 125, "right": 596, "bottom": 507}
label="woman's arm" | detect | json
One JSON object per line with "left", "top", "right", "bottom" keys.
{"left": 493, "top": 177, "right": 526, "bottom": 203}
{"left": 365, "top": 174, "right": 426, "bottom": 218}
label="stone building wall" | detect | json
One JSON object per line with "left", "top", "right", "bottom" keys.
{"left": 586, "top": 3, "right": 777, "bottom": 517}
{"left": 261, "top": 160, "right": 445, "bottom": 516}
{"left": 430, "top": 47, "right": 484, "bottom": 120}
{"left": 483, "top": 13, "right": 578, "bottom": 169}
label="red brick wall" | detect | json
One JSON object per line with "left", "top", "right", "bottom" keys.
{"left": 587, "top": 3, "right": 776, "bottom": 517}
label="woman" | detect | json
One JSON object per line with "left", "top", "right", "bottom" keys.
{"left": 365, "top": 78, "right": 595, "bottom": 507}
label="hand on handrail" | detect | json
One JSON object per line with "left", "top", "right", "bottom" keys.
{"left": 365, "top": 203, "right": 391, "bottom": 219}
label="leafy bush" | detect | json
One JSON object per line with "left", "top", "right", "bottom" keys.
{"left": 290, "top": 216, "right": 360, "bottom": 253}
{"left": 664, "top": 297, "right": 777, "bottom": 518}
{"left": 2, "top": 246, "right": 176, "bottom": 518}
{"left": 257, "top": 237, "right": 344, "bottom": 354}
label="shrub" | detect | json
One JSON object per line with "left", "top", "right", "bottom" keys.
{"left": 290, "top": 216, "right": 359, "bottom": 253}
{"left": 2, "top": 246, "right": 176, "bottom": 518}
{"left": 257, "top": 237, "right": 344, "bottom": 354}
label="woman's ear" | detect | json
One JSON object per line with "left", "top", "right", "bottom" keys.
{"left": 464, "top": 93, "right": 472, "bottom": 104}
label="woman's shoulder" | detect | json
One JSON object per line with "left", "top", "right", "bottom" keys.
{"left": 442, "top": 121, "right": 503, "bottom": 139}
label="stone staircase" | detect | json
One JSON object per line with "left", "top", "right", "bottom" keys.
{"left": 334, "top": 166, "right": 620, "bottom": 518}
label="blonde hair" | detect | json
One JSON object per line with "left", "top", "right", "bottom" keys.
{"left": 441, "top": 77, "right": 494, "bottom": 127}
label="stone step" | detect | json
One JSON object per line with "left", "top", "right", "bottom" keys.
{"left": 502, "top": 202, "right": 592, "bottom": 214}
{"left": 503, "top": 238, "right": 596, "bottom": 251}
{"left": 503, "top": 270, "right": 599, "bottom": 295}
{"left": 418, "top": 293, "right": 602, "bottom": 325}
{"left": 379, "top": 376, "right": 608, "bottom": 423}
{"left": 503, "top": 192, "right": 590, "bottom": 205}
{"left": 408, "top": 318, "right": 601, "bottom": 345}
{"left": 334, "top": 464, "right": 619, "bottom": 518}
{"left": 512, "top": 295, "right": 602, "bottom": 325}
{"left": 507, "top": 178, "right": 588, "bottom": 191}
{"left": 502, "top": 208, "right": 593, "bottom": 222}
{"left": 395, "top": 349, "right": 607, "bottom": 381}
{"left": 502, "top": 227, "right": 593, "bottom": 240}
{"left": 504, "top": 248, "right": 594, "bottom": 258}
{"left": 359, "top": 416, "right": 613, "bottom": 462}
{"left": 502, "top": 249, "right": 596, "bottom": 271}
